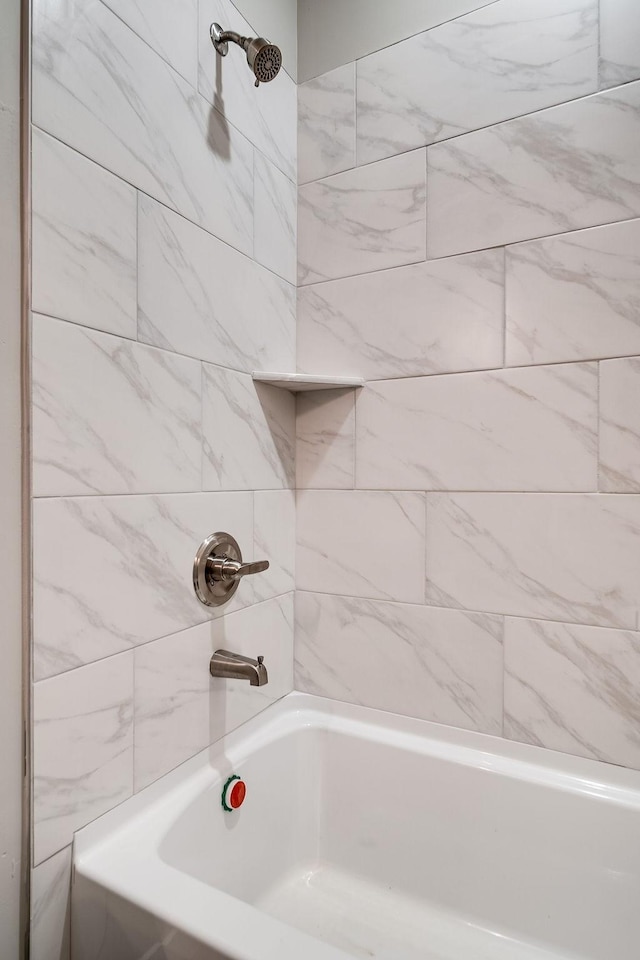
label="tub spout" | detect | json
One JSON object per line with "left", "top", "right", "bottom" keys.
{"left": 209, "top": 650, "right": 268, "bottom": 686}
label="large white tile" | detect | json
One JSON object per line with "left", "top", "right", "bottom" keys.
{"left": 33, "top": 493, "right": 254, "bottom": 681}
{"left": 198, "top": 0, "right": 296, "bottom": 181}
{"left": 32, "top": 315, "right": 201, "bottom": 497}
{"left": 356, "top": 364, "right": 598, "bottom": 492}
{"left": 599, "top": 0, "right": 640, "bottom": 89}
{"left": 296, "top": 592, "right": 503, "bottom": 734}
{"left": 298, "top": 63, "right": 355, "bottom": 184}
{"left": 425, "top": 494, "right": 640, "bottom": 628}
{"left": 505, "top": 618, "right": 640, "bottom": 769}
{"left": 428, "top": 83, "right": 640, "bottom": 258}
{"left": 254, "top": 152, "right": 296, "bottom": 285}
{"left": 33, "top": 653, "right": 134, "bottom": 863}
{"left": 207, "top": 594, "right": 294, "bottom": 743}
{"left": 357, "top": 0, "right": 598, "bottom": 165}
{"left": 32, "top": 129, "right": 136, "bottom": 338}
{"left": 202, "top": 365, "right": 295, "bottom": 490}
{"left": 134, "top": 623, "right": 211, "bottom": 791}
{"left": 296, "top": 390, "right": 355, "bottom": 490}
{"left": 298, "top": 150, "right": 427, "bottom": 285}
{"left": 102, "top": 0, "right": 198, "bottom": 85}
{"left": 31, "top": 847, "right": 71, "bottom": 960}
{"left": 506, "top": 219, "right": 640, "bottom": 366}
{"left": 253, "top": 490, "right": 295, "bottom": 601}
{"left": 297, "top": 250, "right": 504, "bottom": 379}
{"left": 600, "top": 357, "right": 640, "bottom": 492}
{"left": 137, "top": 196, "right": 295, "bottom": 373}
{"left": 297, "top": 491, "right": 425, "bottom": 602}
{"left": 33, "top": 0, "right": 254, "bottom": 255}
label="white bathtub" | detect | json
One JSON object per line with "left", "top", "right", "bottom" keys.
{"left": 72, "top": 692, "right": 640, "bottom": 960}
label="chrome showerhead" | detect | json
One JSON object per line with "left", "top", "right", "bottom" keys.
{"left": 210, "top": 23, "right": 282, "bottom": 87}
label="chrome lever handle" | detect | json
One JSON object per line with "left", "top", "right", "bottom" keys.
{"left": 207, "top": 556, "right": 270, "bottom": 583}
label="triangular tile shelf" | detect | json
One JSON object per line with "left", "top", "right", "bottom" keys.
{"left": 252, "top": 372, "right": 364, "bottom": 392}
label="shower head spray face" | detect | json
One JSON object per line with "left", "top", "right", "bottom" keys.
{"left": 210, "top": 23, "right": 282, "bottom": 88}
{"left": 247, "top": 39, "right": 282, "bottom": 86}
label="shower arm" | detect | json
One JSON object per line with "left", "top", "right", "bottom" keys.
{"left": 210, "top": 25, "right": 251, "bottom": 57}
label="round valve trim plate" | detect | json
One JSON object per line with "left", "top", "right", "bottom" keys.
{"left": 193, "top": 531, "right": 242, "bottom": 607}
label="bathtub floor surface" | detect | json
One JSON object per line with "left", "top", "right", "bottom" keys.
{"left": 256, "top": 862, "right": 572, "bottom": 960}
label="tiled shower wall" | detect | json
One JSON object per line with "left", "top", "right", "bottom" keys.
{"left": 295, "top": 0, "right": 640, "bottom": 766}
{"left": 29, "top": 0, "right": 296, "bottom": 954}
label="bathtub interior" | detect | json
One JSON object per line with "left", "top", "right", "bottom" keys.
{"left": 151, "top": 709, "right": 640, "bottom": 960}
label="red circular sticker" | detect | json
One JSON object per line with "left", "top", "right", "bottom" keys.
{"left": 229, "top": 779, "right": 246, "bottom": 808}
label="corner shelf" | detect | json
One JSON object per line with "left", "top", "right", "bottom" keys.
{"left": 252, "top": 372, "right": 364, "bottom": 392}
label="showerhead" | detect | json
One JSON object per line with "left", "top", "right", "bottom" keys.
{"left": 210, "top": 23, "right": 282, "bottom": 87}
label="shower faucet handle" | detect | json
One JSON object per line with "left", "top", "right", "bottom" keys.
{"left": 207, "top": 556, "right": 269, "bottom": 582}
{"left": 193, "top": 532, "right": 270, "bottom": 607}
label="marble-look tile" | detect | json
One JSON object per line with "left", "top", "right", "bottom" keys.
{"left": 599, "top": 0, "right": 640, "bottom": 89}
{"left": 298, "top": 63, "right": 355, "bottom": 184}
{"left": 31, "top": 129, "right": 136, "bottom": 338}
{"left": 506, "top": 219, "right": 640, "bottom": 366}
{"left": 102, "top": 0, "right": 198, "bottom": 85}
{"left": 33, "top": 493, "right": 254, "bottom": 681}
{"left": 31, "top": 847, "right": 71, "bottom": 960}
{"left": 297, "top": 491, "right": 425, "bottom": 602}
{"left": 135, "top": 596, "right": 293, "bottom": 791}
{"left": 137, "top": 196, "right": 295, "bottom": 373}
{"left": 600, "top": 358, "right": 640, "bottom": 492}
{"left": 202, "top": 365, "right": 295, "bottom": 490}
{"left": 198, "top": 0, "right": 296, "bottom": 181}
{"left": 298, "top": 150, "right": 427, "bottom": 285}
{"left": 296, "top": 592, "right": 503, "bottom": 734}
{"left": 356, "top": 363, "right": 598, "bottom": 492}
{"left": 425, "top": 493, "right": 640, "bottom": 628}
{"left": 253, "top": 490, "right": 295, "bottom": 601}
{"left": 254, "top": 152, "right": 296, "bottom": 285}
{"left": 297, "top": 249, "right": 504, "bottom": 379}
{"left": 33, "top": 653, "right": 134, "bottom": 864}
{"left": 134, "top": 623, "right": 211, "bottom": 791}
{"left": 505, "top": 617, "right": 640, "bottom": 769}
{"left": 32, "top": 315, "right": 201, "bottom": 497}
{"left": 428, "top": 83, "right": 640, "bottom": 258}
{"left": 357, "top": 0, "right": 598, "bottom": 165}
{"left": 296, "top": 390, "right": 355, "bottom": 489}
{"left": 299, "top": 0, "right": 527, "bottom": 84}
{"left": 33, "top": 0, "right": 254, "bottom": 255}
{"left": 207, "top": 594, "right": 294, "bottom": 743}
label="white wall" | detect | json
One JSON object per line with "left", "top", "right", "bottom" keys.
{"left": 297, "top": 0, "right": 496, "bottom": 81}
{"left": 295, "top": 0, "right": 640, "bottom": 768}
{"left": 29, "top": 0, "right": 296, "bottom": 955}
{"left": 0, "top": 0, "right": 24, "bottom": 955}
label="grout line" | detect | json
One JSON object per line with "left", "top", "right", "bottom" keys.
{"left": 501, "top": 246, "right": 507, "bottom": 367}
{"left": 31, "top": 308, "right": 296, "bottom": 379}
{"left": 597, "top": 0, "right": 602, "bottom": 90}
{"left": 34, "top": 591, "right": 297, "bottom": 687}
{"left": 597, "top": 359, "right": 602, "bottom": 493}
{"left": 135, "top": 190, "right": 140, "bottom": 343}
{"left": 298, "top": 0, "right": 503, "bottom": 85}
{"left": 294, "top": 351, "right": 640, "bottom": 383}
{"left": 199, "top": 360, "right": 205, "bottom": 492}
{"left": 299, "top": 212, "right": 640, "bottom": 288}
{"left": 31, "top": 125, "right": 296, "bottom": 291}
{"left": 294, "top": 589, "right": 640, "bottom": 636}
{"left": 33, "top": 488, "right": 295, "bottom": 501}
